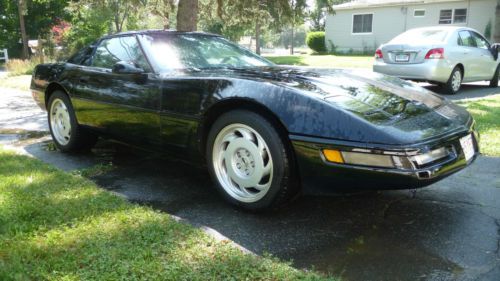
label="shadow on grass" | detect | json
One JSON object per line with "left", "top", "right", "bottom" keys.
{"left": 0, "top": 150, "right": 327, "bottom": 280}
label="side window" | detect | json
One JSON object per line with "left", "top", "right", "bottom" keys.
{"left": 91, "top": 36, "right": 151, "bottom": 71}
{"left": 67, "top": 46, "right": 94, "bottom": 65}
{"left": 458, "top": 31, "right": 476, "bottom": 47}
{"left": 471, "top": 32, "right": 490, "bottom": 50}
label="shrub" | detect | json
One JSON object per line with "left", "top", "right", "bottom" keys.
{"left": 306, "top": 31, "right": 326, "bottom": 53}
{"left": 5, "top": 58, "right": 41, "bottom": 76}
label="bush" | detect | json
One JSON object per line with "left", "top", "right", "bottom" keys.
{"left": 306, "top": 31, "right": 326, "bottom": 53}
{"left": 5, "top": 58, "right": 41, "bottom": 76}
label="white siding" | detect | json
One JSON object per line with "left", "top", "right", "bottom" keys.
{"left": 325, "top": 0, "right": 497, "bottom": 53}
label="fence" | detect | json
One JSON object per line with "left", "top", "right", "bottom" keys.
{"left": 0, "top": 49, "right": 8, "bottom": 63}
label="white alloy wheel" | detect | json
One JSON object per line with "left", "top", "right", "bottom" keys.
{"left": 212, "top": 123, "right": 273, "bottom": 203}
{"left": 50, "top": 98, "right": 72, "bottom": 145}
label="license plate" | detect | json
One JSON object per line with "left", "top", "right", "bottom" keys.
{"left": 395, "top": 54, "right": 410, "bottom": 62}
{"left": 460, "top": 134, "right": 475, "bottom": 161}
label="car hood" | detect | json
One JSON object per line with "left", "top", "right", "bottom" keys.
{"left": 183, "top": 66, "right": 472, "bottom": 144}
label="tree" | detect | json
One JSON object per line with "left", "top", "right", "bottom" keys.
{"left": 17, "top": 0, "right": 29, "bottom": 59}
{"left": 0, "top": 0, "right": 70, "bottom": 58}
{"left": 177, "top": 0, "right": 198, "bottom": 31}
{"left": 308, "top": 0, "right": 337, "bottom": 32}
{"left": 288, "top": 0, "right": 307, "bottom": 54}
{"left": 207, "top": 0, "right": 291, "bottom": 55}
{"left": 149, "top": 0, "right": 176, "bottom": 29}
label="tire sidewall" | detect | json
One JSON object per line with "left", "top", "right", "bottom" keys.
{"left": 490, "top": 64, "right": 500, "bottom": 87}
{"left": 206, "top": 110, "right": 290, "bottom": 211}
{"left": 48, "top": 91, "right": 79, "bottom": 152}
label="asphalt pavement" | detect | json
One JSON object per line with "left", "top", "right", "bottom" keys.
{"left": 1, "top": 82, "right": 500, "bottom": 281}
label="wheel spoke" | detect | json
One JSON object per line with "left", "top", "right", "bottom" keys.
{"left": 262, "top": 163, "right": 272, "bottom": 176}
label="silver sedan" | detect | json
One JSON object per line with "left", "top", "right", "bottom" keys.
{"left": 373, "top": 26, "right": 499, "bottom": 94}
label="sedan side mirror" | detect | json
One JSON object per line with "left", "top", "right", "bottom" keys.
{"left": 490, "top": 43, "right": 500, "bottom": 60}
{"left": 112, "top": 61, "right": 144, "bottom": 74}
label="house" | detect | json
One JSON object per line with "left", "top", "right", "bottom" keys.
{"left": 325, "top": 0, "right": 500, "bottom": 53}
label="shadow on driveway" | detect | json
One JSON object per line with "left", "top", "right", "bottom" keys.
{"left": 16, "top": 138, "right": 500, "bottom": 281}
{"left": 422, "top": 81, "right": 500, "bottom": 101}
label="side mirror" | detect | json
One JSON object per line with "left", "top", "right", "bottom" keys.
{"left": 112, "top": 61, "right": 144, "bottom": 74}
{"left": 490, "top": 43, "right": 500, "bottom": 60}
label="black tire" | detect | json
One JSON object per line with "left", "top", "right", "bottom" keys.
{"left": 442, "top": 66, "right": 462, "bottom": 95}
{"left": 206, "top": 110, "right": 299, "bottom": 211}
{"left": 47, "top": 91, "right": 97, "bottom": 152}
{"left": 489, "top": 65, "right": 500, "bottom": 87}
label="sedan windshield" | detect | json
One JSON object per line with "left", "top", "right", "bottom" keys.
{"left": 390, "top": 29, "right": 449, "bottom": 44}
{"left": 139, "top": 34, "right": 274, "bottom": 71}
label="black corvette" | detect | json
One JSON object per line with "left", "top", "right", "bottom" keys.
{"left": 31, "top": 30, "right": 479, "bottom": 210}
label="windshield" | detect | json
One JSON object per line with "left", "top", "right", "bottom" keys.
{"left": 390, "top": 29, "right": 449, "bottom": 44}
{"left": 139, "top": 34, "right": 274, "bottom": 71}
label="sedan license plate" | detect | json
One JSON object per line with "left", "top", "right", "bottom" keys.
{"left": 395, "top": 54, "right": 410, "bottom": 62}
{"left": 460, "top": 134, "right": 475, "bottom": 161}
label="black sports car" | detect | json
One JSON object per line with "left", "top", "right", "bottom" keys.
{"left": 31, "top": 30, "right": 479, "bottom": 210}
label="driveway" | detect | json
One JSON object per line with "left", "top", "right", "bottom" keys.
{"left": 2, "top": 83, "right": 500, "bottom": 281}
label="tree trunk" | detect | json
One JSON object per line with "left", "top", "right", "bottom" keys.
{"left": 18, "top": 0, "right": 29, "bottom": 59}
{"left": 177, "top": 0, "right": 198, "bottom": 32}
{"left": 255, "top": 20, "right": 261, "bottom": 55}
{"left": 290, "top": 26, "right": 294, "bottom": 55}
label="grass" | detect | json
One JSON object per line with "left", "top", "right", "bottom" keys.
{"left": 5, "top": 58, "right": 39, "bottom": 76}
{"left": 456, "top": 95, "right": 500, "bottom": 157}
{"left": 0, "top": 75, "right": 31, "bottom": 91}
{"left": 0, "top": 148, "right": 332, "bottom": 280}
{"left": 264, "top": 54, "right": 373, "bottom": 69}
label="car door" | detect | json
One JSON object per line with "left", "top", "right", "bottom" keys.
{"left": 470, "top": 31, "right": 497, "bottom": 80}
{"left": 70, "top": 35, "right": 162, "bottom": 146}
{"left": 457, "top": 30, "right": 481, "bottom": 82}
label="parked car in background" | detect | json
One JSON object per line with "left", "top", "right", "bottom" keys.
{"left": 373, "top": 26, "right": 500, "bottom": 94}
{"left": 31, "top": 30, "right": 479, "bottom": 211}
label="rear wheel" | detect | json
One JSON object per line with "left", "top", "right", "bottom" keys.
{"left": 442, "top": 67, "right": 462, "bottom": 95}
{"left": 489, "top": 65, "right": 500, "bottom": 87}
{"left": 48, "top": 91, "right": 97, "bottom": 152}
{"left": 206, "top": 110, "right": 298, "bottom": 211}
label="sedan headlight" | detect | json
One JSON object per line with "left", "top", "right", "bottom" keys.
{"left": 323, "top": 146, "right": 452, "bottom": 170}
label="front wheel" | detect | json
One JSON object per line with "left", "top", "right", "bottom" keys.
{"left": 442, "top": 67, "right": 462, "bottom": 95}
{"left": 48, "top": 91, "right": 97, "bottom": 152}
{"left": 206, "top": 110, "right": 298, "bottom": 211}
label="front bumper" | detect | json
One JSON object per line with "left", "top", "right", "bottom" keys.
{"left": 373, "top": 59, "right": 452, "bottom": 84}
{"left": 291, "top": 129, "right": 479, "bottom": 192}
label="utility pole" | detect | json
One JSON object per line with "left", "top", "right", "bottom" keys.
{"left": 18, "top": 0, "right": 29, "bottom": 59}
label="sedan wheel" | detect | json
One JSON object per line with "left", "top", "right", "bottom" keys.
{"left": 451, "top": 70, "right": 462, "bottom": 92}
{"left": 206, "top": 110, "right": 299, "bottom": 211}
{"left": 442, "top": 67, "right": 462, "bottom": 95}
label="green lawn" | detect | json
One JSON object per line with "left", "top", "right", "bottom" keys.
{"left": 264, "top": 55, "right": 374, "bottom": 69}
{"left": 456, "top": 95, "right": 500, "bottom": 157}
{"left": 0, "top": 148, "right": 332, "bottom": 280}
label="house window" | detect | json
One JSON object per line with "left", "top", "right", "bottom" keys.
{"left": 439, "top": 9, "right": 452, "bottom": 24}
{"left": 352, "top": 14, "right": 373, "bottom": 34}
{"left": 439, "top": 8, "right": 467, "bottom": 24}
{"left": 453, "top": 9, "right": 467, "bottom": 23}
{"left": 414, "top": 9, "right": 425, "bottom": 17}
